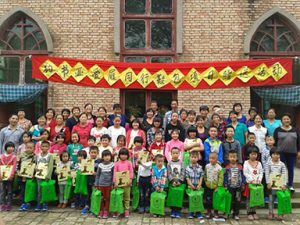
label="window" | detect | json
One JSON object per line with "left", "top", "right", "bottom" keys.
{"left": 121, "top": 0, "right": 176, "bottom": 63}
{"left": 0, "top": 13, "right": 48, "bottom": 84}
{"left": 250, "top": 14, "right": 300, "bottom": 58}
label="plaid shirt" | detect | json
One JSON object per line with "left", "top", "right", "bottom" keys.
{"left": 185, "top": 163, "right": 204, "bottom": 187}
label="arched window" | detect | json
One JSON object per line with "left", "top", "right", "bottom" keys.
{"left": 0, "top": 9, "right": 51, "bottom": 84}
{"left": 250, "top": 14, "right": 300, "bottom": 58}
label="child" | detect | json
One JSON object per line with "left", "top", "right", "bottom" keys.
{"left": 18, "top": 141, "right": 35, "bottom": 211}
{"left": 90, "top": 116, "right": 108, "bottom": 145}
{"left": 261, "top": 135, "right": 275, "bottom": 169}
{"left": 95, "top": 150, "right": 114, "bottom": 219}
{"left": 185, "top": 151, "right": 204, "bottom": 219}
{"left": 265, "top": 147, "right": 287, "bottom": 220}
{"left": 165, "top": 129, "right": 184, "bottom": 163}
{"left": 167, "top": 147, "right": 185, "bottom": 218}
{"left": 243, "top": 146, "right": 263, "bottom": 221}
{"left": 0, "top": 142, "right": 17, "bottom": 211}
{"left": 224, "top": 150, "right": 245, "bottom": 220}
{"left": 34, "top": 129, "right": 51, "bottom": 155}
{"left": 130, "top": 136, "right": 146, "bottom": 171}
{"left": 82, "top": 146, "right": 101, "bottom": 214}
{"left": 242, "top": 132, "right": 256, "bottom": 162}
{"left": 50, "top": 133, "right": 67, "bottom": 155}
{"left": 222, "top": 126, "right": 242, "bottom": 165}
{"left": 56, "top": 151, "right": 71, "bottom": 208}
{"left": 35, "top": 141, "right": 54, "bottom": 211}
{"left": 137, "top": 149, "right": 152, "bottom": 213}
{"left": 83, "top": 136, "right": 97, "bottom": 155}
{"left": 204, "top": 152, "right": 223, "bottom": 219}
{"left": 108, "top": 116, "right": 126, "bottom": 148}
{"left": 113, "top": 135, "right": 126, "bottom": 162}
{"left": 67, "top": 132, "right": 84, "bottom": 164}
{"left": 184, "top": 126, "right": 204, "bottom": 161}
{"left": 17, "top": 132, "right": 31, "bottom": 160}
{"left": 204, "top": 126, "right": 223, "bottom": 165}
{"left": 98, "top": 134, "right": 113, "bottom": 159}
{"left": 149, "top": 131, "right": 165, "bottom": 160}
{"left": 113, "top": 148, "right": 134, "bottom": 218}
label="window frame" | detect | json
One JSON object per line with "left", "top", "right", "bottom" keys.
{"left": 120, "top": 0, "right": 177, "bottom": 62}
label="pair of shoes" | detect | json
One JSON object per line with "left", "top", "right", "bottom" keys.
{"left": 234, "top": 215, "right": 240, "bottom": 220}
{"left": 175, "top": 211, "right": 181, "bottom": 218}
{"left": 138, "top": 207, "right": 144, "bottom": 214}
{"left": 23, "top": 203, "right": 30, "bottom": 211}
{"left": 102, "top": 211, "right": 108, "bottom": 219}
{"left": 42, "top": 204, "right": 48, "bottom": 212}
{"left": 35, "top": 204, "right": 41, "bottom": 212}
{"left": 170, "top": 209, "right": 176, "bottom": 218}
{"left": 268, "top": 213, "right": 274, "bottom": 220}
{"left": 112, "top": 212, "right": 119, "bottom": 218}
{"left": 248, "top": 215, "right": 254, "bottom": 220}
{"left": 61, "top": 203, "right": 67, "bottom": 209}
{"left": 188, "top": 212, "right": 194, "bottom": 219}
{"left": 124, "top": 210, "right": 129, "bottom": 218}
{"left": 144, "top": 206, "right": 150, "bottom": 213}
{"left": 57, "top": 203, "right": 62, "bottom": 208}
{"left": 253, "top": 214, "right": 259, "bottom": 220}
{"left": 98, "top": 211, "right": 103, "bottom": 219}
{"left": 81, "top": 207, "right": 89, "bottom": 215}
{"left": 19, "top": 203, "right": 26, "bottom": 211}
{"left": 6, "top": 205, "right": 11, "bottom": 211}
{"left": 197, "top": 213, "right": 204, "bottom": 219}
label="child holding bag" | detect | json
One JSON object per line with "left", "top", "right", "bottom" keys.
{"left": 243, "top": 146, "right": 263, "bottom": 221}
{"left": 95, "top": 150, "right": 114, "bottom": 219}
{"left": 113, "top": 148, "right": 133, "bottom": 218}
{"left": 0, "top": 142, "right": 17, "bottom": 211}
{"left": 265, "top": 147, "right": 287, "bottom": 220}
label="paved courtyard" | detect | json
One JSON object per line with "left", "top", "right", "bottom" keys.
{"left": 0, "top": 209, "right": 300, "bottom": 225}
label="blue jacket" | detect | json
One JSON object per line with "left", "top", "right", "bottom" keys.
{"left": 204, "top": 137, "right": 223, "bottom": 164}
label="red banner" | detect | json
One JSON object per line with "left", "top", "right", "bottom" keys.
{"left": 32, "top": 56, "right": 293, "bottom": 90}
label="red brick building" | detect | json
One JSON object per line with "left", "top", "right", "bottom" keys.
{"left": 0, "top": 1, "right": 299, "bottom": 127}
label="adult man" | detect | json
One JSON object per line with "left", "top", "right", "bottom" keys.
{"left": 0, "top": 114, "right": 24, "bottom": 154}
{"left": 163, "top": 99, "right": 179, "bottom": 129}
{"left": 66, "top": 106, "right": 80, "bottom": 132}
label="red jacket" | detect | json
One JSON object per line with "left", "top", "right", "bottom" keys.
{"left": 72, "top": 123, "right": 92, "bottom": 147}
{"left": 49, "top": 125, "right": 71, "bottom": 144}
{"left": 149, "top": 141, "right": 165, "bottom": 160}
{"left": 126, "top": 129, "right": 146, "bottom": 148}
{"left": 0, "top": 153, "right": 17, "bottom": 179}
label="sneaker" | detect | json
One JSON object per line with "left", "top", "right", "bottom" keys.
{"left": 81, "top": 207, "right": 89, "bottom": 215}
{"left": 175, "top": 211, "right": 181, "bottom": 218}
{"left": 248, "top": 215, "right": 254, "bottom": 220}
{"left": 6, "top": 205, "right": 11, "bottom": 211}
{"left": 213, "top": 211, "right": 219, "bottom": 219}
{"left": 205, "top": 210, "right": 212, "bottom": 219}
{"left": 264, "top": 197, "right": 269, "bottom": 204}
{"left": 24, "top": 203, "right": 30, "bottom": 211}
{"left": 197, "top": 213, "right": 204, "bottom": 219}
{"left": 42, "top": 204, "right": 48, "bottom": 212}
{"left": 188, "top": 212, "right": 194, "bottom": 219}
{"left": 138, "top": 207, "right": 144, "bottom": 214}
{"left": 253, "top": 214, "right": 259, "bottom": 220}
{"left": 98, "top": 210, "right": 103, "bottom": 219}
{"left": 102, "top": 211, "right": 108, "bottom": 219}
{"left": 112, "top": 212, "right": 119, "bottom": 218}
{"left": 170, "top": 209, "right": 176, "bottom": 218}
{"left": 34, "top": 204, "right": 41, "bottom": 212}
{"left": 290, "top": 187, "right": 295, "bottom": 193}
{"left": 144, "top": 206, "right": 150, "bottom": 213}
{"left": 19, "top": 203, "right": 26, "bottom": 211}
{"left": 234, "top": 215, "right": 240, "bottom": 220}
{"left": 124, "top": 210, "right": 129, "bottom": 218}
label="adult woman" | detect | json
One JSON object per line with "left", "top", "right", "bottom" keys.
{"left": 61, "top": 108, "right": 71, "bottom": 124}
{"left": 29, "top": 114, "right": 49, "bottom": 143}
{"left": 248, "top": 114, "right": 267, "bottom": 153}
{"left": 17, "top": 109, "right": 32, "bottom": 132}
{"left": 146, "top": 117, "right": 164, "bottom": 145}
{"left": 45, "top": 108, "right": 56, "bottom": 127}
{"left": 228, "top": 103, "right": 247, "bottom": 124}
{"left": 97, "top": 106, "right": 110, "bottom": 128}
{"left": 165, "top": 112, "right": 185, "bottom": 142}
{"left": 246, "top": 107, "right": 258, "bottom": 128}
{"left": 84, "top": 103, "right": 96, "bottom": 126}
{"left": 49, "top": 114, "right": 70, "bottom": 143}
{"left": 72, "top": 113, "right": 93, "bottom": 147}
{"left": 126, "top": 119, "right": 146, "bottom": 148}
{"left": 142, "top": 108, "right": 154, "bottom": 132}
{"left": 211, "top": 113, "right": 225, "bottom": 141}
{"left": 274, "top": 113, "right": 300, "bottom": 192}
{"left": 195, "top": 115, "right": 209, "bottom": 143}
{"left": 263, "top": 108, "right": 282, "bottom": 136}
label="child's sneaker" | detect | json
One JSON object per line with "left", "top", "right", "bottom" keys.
{"left": 175, "top": 211, "right": 181, "bottom": 218}
{"left": 170, "top": 209, "right": 176, "bottom": 218}
{"left": 112, "top": 212, "right": 119, "bottom": 218}
{"left": 124, "top": 210, "right": 129, "bottom": 218}
{"left": 34, "top": 204, "right": 41, "bottom": 212}
{"left": 138, "top": 207, "right": 144, "bottom": 214}
{"left": 188, "top": 212, "right": 194, "bottom": 219}
{"left": 102, "top": 211, "right": 108, "bottom": 219}
{"left": 19, "top": 203, "right": 26, "bottom": 211}
{"left": 234, "top": 215, "right": 240, "bottom": 220}
{"left": 98, "top": 210, "right": 103, "bottom": 219}
{"left": 24, "top": 203, "right": 30, "bottom": 211}
{"left": 205, "top": 210, "right": 212, "bottom": 219}
{"left": 81, "top": 206, "right": 89, "bottom": 215}
{"left": 42, "top": 204, "right": 48, "bottom": 212}
{"left": 197, "top": 213, "right": 204, "bottom": 219}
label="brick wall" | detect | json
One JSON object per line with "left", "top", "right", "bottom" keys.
{"left": 0, "top": 0, "right": 299, "bottom": 116}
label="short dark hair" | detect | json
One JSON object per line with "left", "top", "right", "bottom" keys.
{"left": 116, "top": 135, "right": 126, "bottom": 144}
{"left": 171, "top": 147, "right": 180, "bottom": 153}
{"left": 102, "top": 150, "right": 112, "bottom": 159}
{"left": 101, "top": 134, "right": 111, "bottom": 141}
{"left": 61, "top": 108, "right": 71, "bottom": 115}
{"left": 41, "top": 140, "right": 50, "bottom": 146}
{"left": 113, "top": 103, "right": 121, "bottom": 110}
{"left": 189, "top": 151, "right": 199, "bottom": 158}
{"left": 270, "top": 147, "right": 280, "bottom": 156}
{"left": 154, "top": 154, "right": 164, "bottom": 161}
{"left": 248, "top": 107, "right": 258, "bottom": 115}
{"left": 55, "top": 132, "right": 65, "bottom": 141}
{"left": 4, "top": 142, "right": 15, "bottom": 151}
{"left": 248, "top": 132, "right": 256, "bottom": 137}
{"left": 282, "top": 112, "right": 292, "bottom": 120}
{"left": 90, "top": 146, "right": 99, "bottom": 152}
{"left": 188, "top": 110, "right": 196, "bottom": 116}
{"left": 209, "top": 126, "right": 218, "bottom": 131}
{"left": 233, "top": 103, "right": 243, "bottom": 111}
{"left": 88, "top": 135, "right": 96, "bottom": 142}
{"left": 199, "top": 105, "right": 209, "bottom": 111}
{"left": 77, "top": 150, "right": 87, "bottom": 159}
{"left": 229, "top": 110, "right": 238, "bottom": 116}
{"left": 21, "top": 131, "right": 32, "bottom": 140}
{"left": 98, "top": 107, "right": 107, "bottom": 113}
{"left": 133, "top": 136, "right": 143, "bottom": 144}
{"left": 60, "top": 151, "right": 70, "bottom": 161}
{"left": 118, "top": 148, "right": 129, "bottom": 158}
{"left": 228, "top": 149, "right": 238, "bottom": 155}
{"left": 46, "top": 108, "right": 56, "bottom": 116}
{"left": 71, "top": 106, "right": 80, "bottom": 113}
{"left": 187, "top": 125, "right": 198, "bottom": 137}
{"left": 247, "top": 145, "right": 259, "bottom": 155}
{"left": 40, "top": 129, "right": 50, "bottom": 140}
{"left": 155, "top": 130, "right": 163, "bottom": 136}
{"left": 84, "top": 103, "right": 93, "bottom": 109}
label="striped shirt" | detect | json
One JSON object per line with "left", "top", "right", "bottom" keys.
{"left": 265, "top": 160, "right": 287, "bottom": 185}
